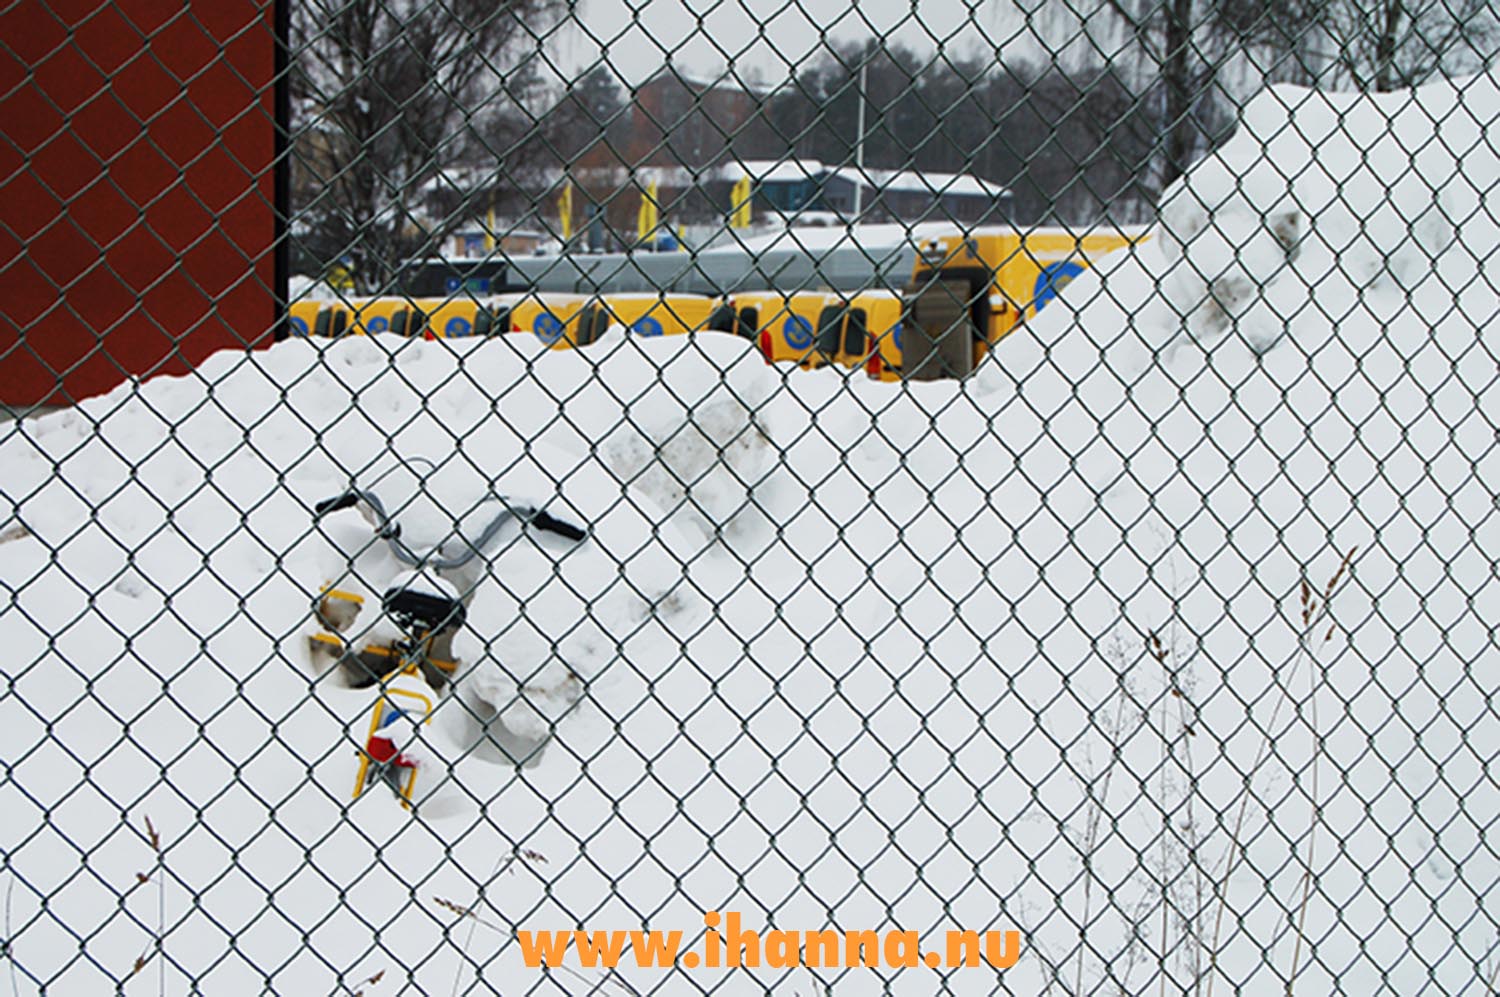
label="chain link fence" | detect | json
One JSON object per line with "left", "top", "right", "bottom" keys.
{"left": 3, "top": 0, "right": 1499, "bottom": 994}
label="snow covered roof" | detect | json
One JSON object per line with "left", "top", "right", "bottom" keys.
{"left": 633, "top": 160, "right": 829, "bottom": 187}
{"left": 825, "top": 167, "right": 1010, "bottom": 199}
{"left": 734, "top": 159, "right": 827, "bottom": 182}
{"left": 634, "top": 165, "right": 720, "bottom": 188}
{"left": 601, "top": 160, "right": 1009, "bottom": 200}
{"left": 636, "top": 65, "right": 771, "bottom": 97}
{"left": 721, "top": 160, "right": 1011, "bottom": 199}
{"left": 722, "top": 220, "right": 958, "bottom": 254}
{"left": 420, "top": 167, "right": 494, "bottom": 193}
{"left": 419, "top": 165, "right": 572, "bottom": 195}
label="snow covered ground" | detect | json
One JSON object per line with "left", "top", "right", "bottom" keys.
{"left": 3, "top": 73, "right": 1499, "bottom": 995}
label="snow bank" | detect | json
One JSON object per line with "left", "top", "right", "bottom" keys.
{"left": 1154, "top": 73, "right": 1500, "bottom": 352}
{"left": 2, "top": 70, "right": 1498, "bottom": 997}
{"left": 962, "top": 69, "right": 1500, "bottom": 992}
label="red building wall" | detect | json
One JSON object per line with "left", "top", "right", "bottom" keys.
{"left": 0, "top": 0, "right": 281, "bottom": 407}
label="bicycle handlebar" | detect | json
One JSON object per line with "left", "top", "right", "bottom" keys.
{"left": 313, "top": 488, "right": 587, "bottom": 570}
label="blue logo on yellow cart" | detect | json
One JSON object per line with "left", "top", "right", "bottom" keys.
{"left": 784, "top": 316, "right": 814, "bottom": 350}
{"left": 632, "top": 316, "right": 663, "bottom": 337}
{"left": 367, "top": 316, "right": 390, "bottom": 333}
{"left": 1033, "top": 261, "right": 1086, "bottom": 313}
{"left": 290, "top": 316, "right": 310, "bottom": 337}
{"left": 534, "top": 312, "right": 565, "bottom": 345}
{"left": 445, "top": 316, "right": 472, "bottom": 337}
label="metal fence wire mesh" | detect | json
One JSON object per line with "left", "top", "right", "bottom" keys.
{"left": 3, "top": 0, "right": 1500, "bottom": 994}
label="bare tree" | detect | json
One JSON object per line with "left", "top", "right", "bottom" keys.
{"left": 1100, "top": 0, "right": 1283, "bottom": 194}
{"left": 545, "top": 66, "right": 632, "bottom": 164}
{"left": 992, "top": 60, "right": 1159, "bottom": 225}
{"left": 1304, "top": 0, "right": 1496, "bottom": 91}
{"left": 290, "top": 0, "right": 566, "bottom": 291}
{"left": 1101, "top": 0, "right": 1492, "bottom": 204}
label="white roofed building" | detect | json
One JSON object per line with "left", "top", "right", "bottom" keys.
{"left": 723, "top": 159, "right": 1011, "bottom": 225}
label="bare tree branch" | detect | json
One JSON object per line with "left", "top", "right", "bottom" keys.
{"left": 289, "top": 0, "right": 567, "bottom": 290}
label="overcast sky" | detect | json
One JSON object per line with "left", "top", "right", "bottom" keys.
{"left": 549, "top": 0, "right": 1107, "bottom": 86}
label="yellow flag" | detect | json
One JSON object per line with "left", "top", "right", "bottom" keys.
{"left": 637, "top": 177, "right": 659, "bottom": 245}
{"left": 731, "top": 175, "right": 752, "bottom": 229}
{"left": 558, "top": 180, "right": 574, "bottom": 242}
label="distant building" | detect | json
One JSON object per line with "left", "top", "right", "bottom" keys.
{"left": 736, "top": 160, "right": 828, "bottom": 216}
{"left": 739, "top": 160, "right": 1011, "bottom": 225}
{"left": 623, "top": 157, "right": 1011, "bottom": 229}
{"left": 446, "top": 229, "right": 552, "bottom": 257}
{"left": 630, "top": 67, "right": 773, "bottom": 170}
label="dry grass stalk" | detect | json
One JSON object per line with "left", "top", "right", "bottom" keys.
{"left": 6, "top": 872, "right": 18, "bottom": 997}
{"left": 444, "top": 847, "right": 550, "bottom": 997}
{"left": 347, "top": 968, "right": 385, "bottom": 996}
{"left": 433, "top": 897, "right": 507, "bottom": 935}
{"left": 1206, "top": 546, "right": 1357, "bottom": 997}
{"left": 128, "top": 814, "right": 166, "bottom": 994}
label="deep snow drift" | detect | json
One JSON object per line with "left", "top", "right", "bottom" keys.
{"left": 2, "top": 72, "right": 1498, "bottom": 995}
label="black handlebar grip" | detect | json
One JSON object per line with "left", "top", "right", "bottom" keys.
{"left": 313, "top": 492, "right": 359, "bottom": 518}
{"left": 531, "top": 510, "right": 588, "bottom": 541}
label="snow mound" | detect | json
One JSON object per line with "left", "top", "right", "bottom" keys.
{"left": 1153, "top": 72, "right": 1500, "bottom": 351}
{"left": 1010, "top": 72, "right": 1500, "bottom": 374}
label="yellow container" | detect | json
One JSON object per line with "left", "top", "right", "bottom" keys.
{"left": 852, "top": 289, "right": 905, "bottom": 381}
{"left": 902, "top": 227, "right": 1143, "bottom": 377}
{"left": 809, "top": 290, "right": 903, "bottom": 372}
{"left": 287, "top": 299, "right": 322, "bottom": 338}
{"left": 350, "top": 298, "right": 428, "bottom": 337}
{"left": 704, "top": 297, "right": 746, "bottom": 340}
{"left": 349, "top": 298, "right": 398, "bottom": 336}
{"left": 312, "top": 300, "right": 354, "bottom": 338}
{"left": 425, "top": 298, "right": 474, "bottom": 339}
{"left": 500, "top": 292, "right": 605, "bottom": 350}
{"left": 600, "top": 292, "right": 718, "bottom": 338}
{"left": 422, "top": 297, "right": 518, "bottom": 338}
{"left": 911, "top": 228, "right": 1140, "bottom": 341}
{"left": 990, "top": 229, "right": 1138, "bottom": 336}
{"left": 731, "top": 290, "right": 836, "bottom": 365}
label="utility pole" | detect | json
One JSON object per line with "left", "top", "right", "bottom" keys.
{"left": 852, "top": 59, "right": 868, "bottom": 223}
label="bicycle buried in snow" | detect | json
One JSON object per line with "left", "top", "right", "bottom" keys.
{"left": 307, "top": 485, "right": 588, "bottom": 808}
